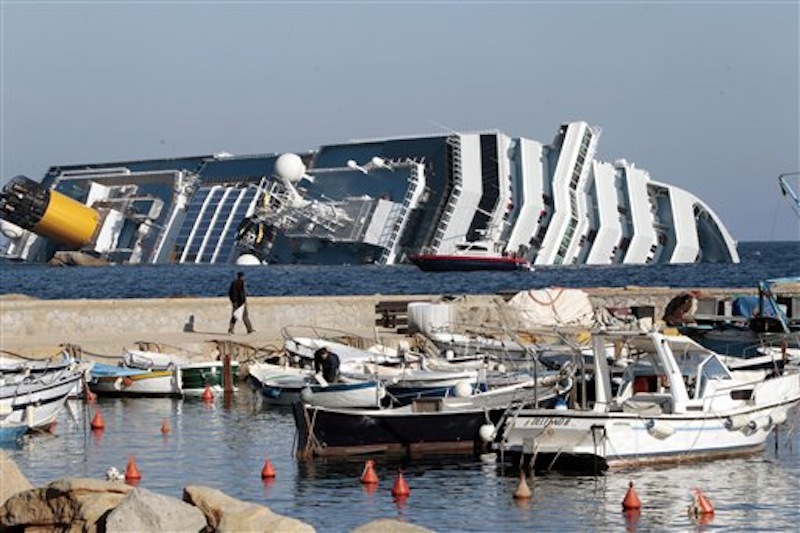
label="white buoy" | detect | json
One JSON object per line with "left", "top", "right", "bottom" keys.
{"left": 236, "top": 254, "right": 261, "bottom": 266}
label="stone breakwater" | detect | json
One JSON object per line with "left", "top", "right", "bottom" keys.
{"left": 0, "top": 287, "right": 758, "bottom": 359}
{"left": 0, "top": 451, "right": 432, "bottom": 533}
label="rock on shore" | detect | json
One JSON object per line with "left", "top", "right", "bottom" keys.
{"left": 0, "top": 453, "right": 432, "bottom": 532}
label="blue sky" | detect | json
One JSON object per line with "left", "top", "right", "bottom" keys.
{"left": 2, "top": 1, "right": 798, "bottom": 241}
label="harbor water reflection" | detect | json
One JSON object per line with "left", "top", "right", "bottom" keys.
{"left": 4, "top": 389, "right": 799, "bottom": 532}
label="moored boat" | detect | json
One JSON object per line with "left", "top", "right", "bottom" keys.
{"left": 88, "top": 362, "right": 181, "bottom": 397}
{"left": 88, "top": 347, "right": 240, "bottom": 397}
{"left": 248, "top": 362, "right": 384, "bottom": 408}
{"left": 0, "top": 360, "right": 84, "bottom": 429}
{"left": 0, "top": 419, "right": 28, "bottom": 444}
{"left": 679, "top": 278, "right": 800, "bottom": 370}
{"left": 495, "top": 329, "right": 800, "bottom": 474}
{"left": 292, "top": 374, "right": 564, "bottom": 459}
{"left": 410, "top": 241, "right": 530, "bottom": 272}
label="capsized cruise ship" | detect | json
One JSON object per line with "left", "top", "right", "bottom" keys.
{"left": 0, "top": 121, "right": 739, "bottom": 265}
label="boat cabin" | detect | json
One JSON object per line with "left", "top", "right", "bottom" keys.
{"left": 593, "top": 332, "right": 748, "bottom": 415}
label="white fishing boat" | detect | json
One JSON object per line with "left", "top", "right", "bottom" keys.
{"left": 0, "top": 358, "right": 84, "bottom": 429}
{"left": 342, "top": 362, "right": 481, "bottom": 406}
{"left": 247, "top": 362, "right": 384, "bottom": 408}
{"left": 282, "top": 326, "right": 411, "bottom": 366}
{"left": 496, "top": 329, "right": 800, "bottom": 473}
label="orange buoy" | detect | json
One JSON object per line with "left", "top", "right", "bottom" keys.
{"left": 261, "top": 458, "right": 276, "bottom": 479}
{"left": 690, "top": 488, "right": 714, "bottom": 515}
{"left": 90, "top": 410, "right": 105, "bottom": 430}
{"left": 391, "top": 471, "right": 410, "bottom": 498}
{"left": 513, "top": 474, "right": 532, "bottom": 500}
{"left": 622, "top": 481, "right": 641, "bottom": 510}
{"left": 361, "top": 459, "right": 378, "bottom": 484}
{"left": 160, "top": 418, "right": 170, "bottom": 435}
{"left": 202, "top": 385, "right": 214, "bottom": 402}
{"left": 125, "top": 456, "right": 141, "bottom": 481}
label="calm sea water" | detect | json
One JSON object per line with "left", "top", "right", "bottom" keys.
{"left": 2, "top": 240, "right": 800, "bottom": 531}
{"left": 1, "top": 241, "right": 798, "bottom": 300}
{"left": 4, "top": 395, "right": 800, "bottom": 532}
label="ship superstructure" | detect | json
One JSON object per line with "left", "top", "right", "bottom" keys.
{"left": 0, "top": 121, "right": 739, "bottom": 265}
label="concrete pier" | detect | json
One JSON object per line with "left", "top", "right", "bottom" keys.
{"left": 0, "top": 286, "right": 759, "bottom": 360}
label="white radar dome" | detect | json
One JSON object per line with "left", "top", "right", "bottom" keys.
{"left": 0, "top": 220, "right": 24, "bottom": 239}
{"left": 235, "top": 254, "right": 261, "bottom": 266}
{"left": 275, "top": 153, "right": 306, "bottom": 183}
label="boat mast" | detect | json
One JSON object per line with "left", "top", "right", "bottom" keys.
{"left": 778, "top": 172, "right": 800, "bottom": 220}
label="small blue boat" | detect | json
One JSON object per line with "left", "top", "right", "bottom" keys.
{"left": 0, "top": 420, "right": 28, "bottom": 445}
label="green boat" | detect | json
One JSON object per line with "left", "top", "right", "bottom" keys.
{"left": 180, "top": 361, "right": 240, "bottom": 396}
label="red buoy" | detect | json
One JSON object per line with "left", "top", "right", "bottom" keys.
{"left": 622, "top": 481, "right": 641, "bottom": 510}
{"left": 690, "top": 488, "right": 714, "bottom": 515}
{"left": 391, "top": 471, "right": 410, "bottom": 498}
{"left": 90, "top": 410, "right": 105, "bottom": 430}
{"left": 160, "top": 418, "right": 170, "bottom": 435}
{"left": 125, "top": 456, "right": 141, "bottom": 482}
{"left": 261, "top": 458, "right": 276, "bottom": 479}
{"left": 361, "top": 459, "right": 378, "bottom": 484}
{"left": 202, "top": 385, "right": 214, "bottom": 402}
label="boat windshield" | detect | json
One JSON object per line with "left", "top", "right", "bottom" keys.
{"left": 455, "top": 242, "right": 491, "bottom": 253}
{"left": 695, "top": 355, "right": 731, "bottom": 398}
{"left": 673, "top": 345, "right": 731, "bottom": 399}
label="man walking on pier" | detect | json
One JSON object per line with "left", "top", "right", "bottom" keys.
{"left": 228, "top": 271, "right": 254, "bottom": 334}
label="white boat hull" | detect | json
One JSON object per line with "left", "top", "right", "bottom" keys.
{"left": 300, "top": 380, "right": 385, "bottom": 409}
{"left": 501, "top": 372, "right": 800, "bottom": 471}
{"left": 90, "top": 370, "right": 182, "bottom": 397}
{"left": 0, "top": 370, "right": 83, "bottom": 429}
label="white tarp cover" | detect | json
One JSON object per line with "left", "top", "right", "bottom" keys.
{"left": 506, "top": 287, "right": 595, "bottom": 328}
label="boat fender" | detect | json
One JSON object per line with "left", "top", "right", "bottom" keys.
{"left": 122, "top": 377, "right": 133, "bottom": 388}
{"left": 113, "top": 377, "right": 123, "bottom": 391}
{"left": 454, "top": 380, "right": 473, "bottom": 398}
{"left": 479, "top": 423, "right": 496, "bottom": 443}
{"left": 747, "top": 415, "right": 772, "bottom": 433}
{"left": 724, "top": 414, "right": 749, "bottom": 431}
{"left": 645, "top": 419, "right": 675, "bottom": 439}
{"left": 771, "top": 410, "right": 788, "bottom": 426}
{"left": 300, "top": 387, "right": 314, "bottom": 403}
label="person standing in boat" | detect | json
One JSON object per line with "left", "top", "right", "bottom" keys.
{"left": 313, "top": 347, "right": 341, "bottom": 384}
{"left": 228, "top": 271, "right": 255, "bottom": 334}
